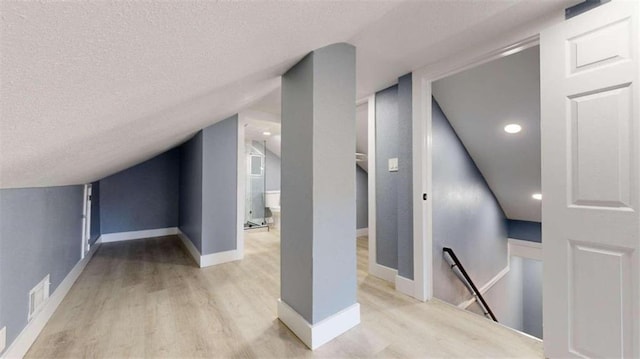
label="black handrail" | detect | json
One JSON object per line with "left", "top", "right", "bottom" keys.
{"left": 443, "top": 247, "right": 498, "bottom": 322}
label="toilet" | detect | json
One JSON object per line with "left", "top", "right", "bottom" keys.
{"left": 265, "top": 191, "right": 281, "bottom": 230}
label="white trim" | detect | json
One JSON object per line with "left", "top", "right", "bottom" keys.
{"left": 177, "top": 230, "right": 202, "bottom": 266}
{"left": 177, "top": 229, "right": 242, "bottom": 268}
{"left": 508, "top": 238, "right": 542, "bottom": 261}
{"left": 395, "top": 275, "right": 414, "bottom": 297}
{"left": 366, "top": 95, "right": 379, "bottom": 278}
{"left": 412, "top": 10, "right": 564, "bottom": 302}
{"left": 458, "top": 265, "right": 511, "bottom": 309}
{"left": 200, "top": 249, "right": 243, "bottom": 267}
{"left": 369, "top": 263, "right": 397, "bottom": 283}
{"left": 80, "top": 184, "right": 89, "bottom": 259}
{"left": 1, "top": 240, "right": 101, "bottom": 359}
{"left": 277, "top": 299, "right": 360, "bottom": 350}
{"left": 355, "top": 228, "right": 368, "bottom": 237}
{"left": 99, "top": 227, "right": 179, "bottom": 243}
{"left": 412, "top": 64, "right": 431, "bottom": 302}
{"left": 236, "top": 113, "right": 246, "bottom": 260}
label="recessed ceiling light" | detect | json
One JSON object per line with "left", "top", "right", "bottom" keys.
{"left": 532, "top": 193, "right": 542, "bottom": 200}
{"left": 263, "top": 131, "right": 271, "bottom": 136}
{"left": 504, "top": 124, "right": 522, "bottom": 134}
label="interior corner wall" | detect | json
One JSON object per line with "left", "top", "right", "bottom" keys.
{"left": 99, "top": 148, "right": 180, "bottom": 234}
{"left": 0, "top": 185, "right": 84, "bottom": 353}
{"left": 432, "top": 98, "right": 508, "bottom": 306}
{"left": 356, "top": 165, "right": 368, "bottom": 230}
{"left": 89, "top": 181, "right": 101, "bottom": 244}
{"left": 201, "top": 115, "right": 238, "bottom": 255}
{"left": 374, "top": 73, "right": 413, "bottom": 276}
{"left": 179, "top": 132, "right": 204, "bottom": 252}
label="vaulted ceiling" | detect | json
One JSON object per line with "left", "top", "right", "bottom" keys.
{"left": 433, "top": 46, "right": 541, "bottom": 222}
{"left": 1, "top": 0, "right": 574, "bottom": 188}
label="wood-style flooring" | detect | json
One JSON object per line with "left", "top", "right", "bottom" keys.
{"left": 26, "top": 231, "right": 542, "bottom": 358}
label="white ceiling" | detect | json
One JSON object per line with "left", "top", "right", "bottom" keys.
{"left": 0, "top": 0, "right": 574, "bottom": 188}
{"left": 243, "top": 114, "right": 281, "bottom": 158}
{"left": 433, "top": 46, "right": 541, "bottom": 222}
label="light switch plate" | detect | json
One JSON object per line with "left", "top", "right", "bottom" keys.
{"left": 388, "top": 158, "right": 398, "bottom": 172}
{"left": 0, "top": 326, "right": 6, "bottom": 353}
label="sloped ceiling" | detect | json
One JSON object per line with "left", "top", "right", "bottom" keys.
{"left": 1, "top": 0, "right": 574, "bottom": 188}
{"left": 433, "top": 46, "right": 541, "bottom": 222}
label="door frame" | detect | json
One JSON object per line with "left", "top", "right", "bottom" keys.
{"left": 81, "top": 183, "right": 92, "bottom": 259}
{"left": 411, "top": 9, "right": 565, "bottom": 301}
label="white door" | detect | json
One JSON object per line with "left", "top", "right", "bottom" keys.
{"left": 541, "top": 1, "right": 639, "bottom": 357}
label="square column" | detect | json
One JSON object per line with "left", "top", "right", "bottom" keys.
{"left": 278, "top": 43, "right": 359, "bottom": 350}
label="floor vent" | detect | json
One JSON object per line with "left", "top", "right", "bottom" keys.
{"left": 28, "top": 275, "right": 50, "bottom": 321}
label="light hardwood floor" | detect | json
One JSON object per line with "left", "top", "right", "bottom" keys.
{"left": 26, "top": 232, "right": 542, "bottom": 358}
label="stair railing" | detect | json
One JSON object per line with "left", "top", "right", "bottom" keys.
{"left": 443, "top": 247, "right": 498, "bottom": 322}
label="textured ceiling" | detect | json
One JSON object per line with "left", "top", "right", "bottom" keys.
{"left": 433, "top": 46, "right": 541, "bottom": 222}
{"left": 1, "top": 0, "right": 574, "bottom": 188}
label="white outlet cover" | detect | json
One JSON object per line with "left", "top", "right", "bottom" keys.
{"left": 0, "top": 326, "right": 6, "bottom": 353}
{"left": 388, "top": 158, "right": 398, "bottom": 172}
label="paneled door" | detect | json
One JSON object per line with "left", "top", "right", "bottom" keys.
{"left": 541, "top": 1, "right": 639, "bottom": 357}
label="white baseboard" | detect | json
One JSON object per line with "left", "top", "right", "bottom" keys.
{"left": 100, "top": 227, "right": 179, "bottom": 243}
{"left": 277, "top": 299, "right": 360, "bottom": 350}
{"left": 458, "top": 265, "right": 510, "bottom": 309}
{"left": 369, "top": 263, "right": 397, "bottom": 283}
{"left": 177, "top": 229, "right": 242, "bottom": 268}
{"left": 1, "top": 240, "right": 101, "bottom": 359}
{"left": 395, "top": 275, "right": 414, "bottom": 297}
{"left": 356, "top": 228, "right": 368, "bottom": 237}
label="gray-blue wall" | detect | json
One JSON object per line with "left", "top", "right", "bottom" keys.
{"left": 374, "top": 73, "right": 413, "bottom": 278}
{"left": 202, "top": 116, "right": 238, "bottom": 255}
{"left": 281, "top": 43, "right": 357, "bottom": 324}
{"left": 99, "top": 148, "right": 180, "bottom": 234}
{"left": 179, "top": 132, "right": 204, "bottom": 252}
{"left": 432, "top": 98, "right": 508, "bottom": 305}
{"left": 0, "top": 186, "right": 84, "bottom": 352}
{"left": 375, "top": 85, "right": 399, "bottom": 270}
{"left": 89, "top": 181, "right": 100, "bottom": 244}
{"left": 356, "top": 166, "right": 368, "bottom": 230}
{"left": 178, "top": 116, "right": 238, "bottom": 256}
{"left": 508, "top": 219, "right": 541, "bottom": 243}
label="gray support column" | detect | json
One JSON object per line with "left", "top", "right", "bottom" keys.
{"left": 278, "top": 43, "right": 359, "bottom": 350}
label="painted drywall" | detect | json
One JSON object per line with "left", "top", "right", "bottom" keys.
{"left": 432, "top": 98, "right": 508, "bottom": 306}
{"left": 522, "top": 258, "right": 543, "bottom": 339}
{"left": 281, "top": 51, "right": 315, "bottom": 322}
{"left": 89, "top": 181, "right": 100, "bottom": 244}
{"left": 179, "top": 132, "right": 204, "bottom": 252}
{"left": 470, "top": 256, "right": 543, "bottom": 339}
{"left": 266, "top": 149, "right": 281, "bottom": 192}
{"left": 470, "top": 256, "right": 524, "bottom": 332}
{"left": 356, "top": 166, "right": 368, "bottom": 230}
{"left": 99, "top": 148, "right": 180, "bottom": 234}
{"left": 374, "top": 73, "right": 413, "bottom": 277}
{"left": 508, "top": 219, "right": 541, "bottom": 243}
{"left": 0, "top": 185, "right": 84, "bottom": 352}
{"left": 396, "top": 73, "right": 413, "bottom": 279}
{"left": 375, "top": 85, "right": 399, "bottom": 270}
{"left": 201, "top": 116, "right": 238, "bottom": 255}
{"left": 281, "top": 43, "right": 357, "bottom": 324}
{"left": 432, "top": 46, "right": 541, "bottom": 222}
